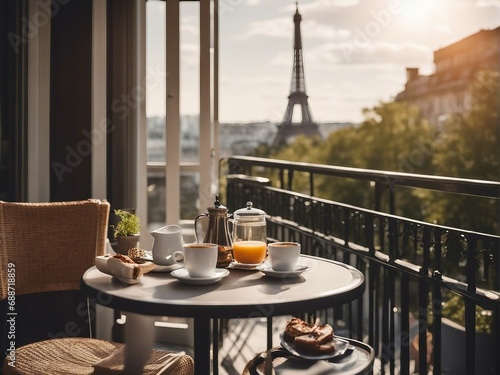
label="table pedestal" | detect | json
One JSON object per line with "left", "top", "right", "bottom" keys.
{"left": 194, "top": 317, "right": 211, "bottom": 375}
{"left": 124, "top": 314, "right": 156, "bottom": 374}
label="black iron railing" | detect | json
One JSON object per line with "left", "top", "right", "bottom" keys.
{"left": 223, "top": 156, "right": 500, "bottom": 375}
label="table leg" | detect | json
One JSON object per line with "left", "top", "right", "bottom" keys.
{"left": 267, "top": 317, "right": 273, "bottom": 350}
{"left": 194, "top": 317, "right": 211, "bottom": 375}
{"left": 123, "top": 313, "right": 155, "bottom": 374}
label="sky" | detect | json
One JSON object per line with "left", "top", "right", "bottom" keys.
{"left": 146, "top": 0, "right": 500, "bottom": 124}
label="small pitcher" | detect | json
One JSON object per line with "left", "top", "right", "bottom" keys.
{"left": 150, "top": 224, "right": 184, "bottom": 266}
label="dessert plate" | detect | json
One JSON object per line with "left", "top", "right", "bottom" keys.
{"left": 256, "top": 263, "right": 310, "bottom": 278}
{"left": 279, "top": 333, "right": 350, "bottom": 360}
{"left": 170, "top": 268, "right": 229, "bottom": 285}
{"left": 228, "top": 260, "right": 263, "bottom": 270}
{"left": 112, "top": 275, "right": 142, "bottom": 285}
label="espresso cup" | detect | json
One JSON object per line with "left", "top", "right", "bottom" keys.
{"left": 267, "top": 242, "right": 301, "bottom": 271}
{"left": 173, "top": 243, "right": 218, "bottom": 278}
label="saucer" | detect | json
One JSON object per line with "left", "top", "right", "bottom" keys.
{"left": 170, "top": 268, "right": 230, "bottom": 285}
{"left": 151, "top": 263, "right": 182, "bottom": 273}
{"left": 256, "top": 263, "right": 310, "bottom": 278}
{"left": 228, "top": 260, "right": 263, "bottom": 270}
{"left": 137, "top": 254, "right": 182, "bottom": 272}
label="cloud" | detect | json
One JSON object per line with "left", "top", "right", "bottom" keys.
{"left": 302, "top": 0, "right": 361, "bottom": 10}
{"left": 476, "top": 0, "right": 500, "bottom": 6}
{"left": 306, "top": 40, "right": 432, "bottom": 66}
{"left": 235, "top": 17, "right": 291, "bottom": 40}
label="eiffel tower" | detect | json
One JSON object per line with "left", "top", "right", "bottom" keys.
{"left": 272, "top": 2, "right": 321, "bottom": 148}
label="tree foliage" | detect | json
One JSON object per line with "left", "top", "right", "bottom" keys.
{"left": 258, "top": 70, "right": 499, "bottom": 233}
{"left": 425, "top": 70, "right": 500, "bottom": 233}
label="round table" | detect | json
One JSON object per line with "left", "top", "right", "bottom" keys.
{"left": 81, "top": 255, "right": 365, "bottom": 375}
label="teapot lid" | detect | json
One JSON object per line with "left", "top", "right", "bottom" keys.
{"left": 207, "top": 194, "right": 228, "bottom": 213}
{"left": 234, "top": 201, "right": 266, "bottom": 217}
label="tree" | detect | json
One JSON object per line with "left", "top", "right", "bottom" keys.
{"left": 427, "top": 70, "right": 500, "bottom": 234}
{"left": 317, "top": 101, "right": 436, "bottom": 219}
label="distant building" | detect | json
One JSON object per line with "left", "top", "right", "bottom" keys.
{"left": 396, "top": 26, "right": 500, "bottom": 126}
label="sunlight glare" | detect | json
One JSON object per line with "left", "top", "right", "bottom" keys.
{"left": 400, "top": 0, "right": 439, "bottom": 27}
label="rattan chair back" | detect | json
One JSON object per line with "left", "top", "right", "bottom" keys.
{"left": 0, "top": 199, "right": 110, "bottom": 299}
{"left": 0, "top": 199, "right": 195, "bottom": 374}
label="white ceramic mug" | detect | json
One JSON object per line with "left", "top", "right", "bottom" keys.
{"left": 151, "top": 225, "right": 184, "bottom": 266}
{"left": 173, "top": 243, "right": 218, "bottom": 278}
{"left": 267, "top": 242, "right": 301, "bottom": 271}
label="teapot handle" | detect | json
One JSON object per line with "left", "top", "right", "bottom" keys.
{"left": 194, "top": 213, "right": 208, "bottom": 243}
{"left": 227, "top": 217, "right": 234, "bottom": 238}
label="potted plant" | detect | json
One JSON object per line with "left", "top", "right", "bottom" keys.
{"left": 440, "top": 293, "right": 495, "bottom": 374}
{"left": 113, "top": 209, "right": 141, "bottom": 255}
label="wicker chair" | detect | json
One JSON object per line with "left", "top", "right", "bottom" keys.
{"left": 0, "top": 200, "right": 194, "bottom": 375}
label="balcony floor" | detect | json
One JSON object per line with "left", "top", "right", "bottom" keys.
{"left": 216, "top": 317, "right": 427, "bottom": 375}
{"left": 218, "top": 316, "right": 290, "bottom": 374}
{"left": 149, "top": 313, "right": 427, "bottom": 374}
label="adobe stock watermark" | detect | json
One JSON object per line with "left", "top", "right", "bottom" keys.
{"left": 5, "top": 263, "right": 16, "bottom": 368}
{"left": 340, "top": 0, "right": 403, "bottom": 62}
{"left": 8, "top": 0, "right": 71, "bottom": 54}
{"left": 47, "top": 291, "right": 114, "bottom": 339}
{"left": 51, "top": 119, "right": 115, "bottom": 183}
{"left": 471, "top": 71, "right": 499, "bottom": 102}
{"left": 384, "top": 133, "right": 435, "bottom": 191}
{"left": 217, "top": 0, "right": 244, "bottom": 20}
{"left": 51, "top": 64, "right": 167, "bottom": 182}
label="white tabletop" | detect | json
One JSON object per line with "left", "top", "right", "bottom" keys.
{"left": 81, "top": 255, "right": 365, "bottom": 319}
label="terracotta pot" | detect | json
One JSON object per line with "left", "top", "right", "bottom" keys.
{"left": 441, "top": 317, "right": 496, "bottom": 374}
{"left": 116, "top": 234, "right": 139, "bottom": 255}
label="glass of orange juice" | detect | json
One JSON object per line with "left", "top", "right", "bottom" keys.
{"left": 233, "top": 240, "right": 267, "bottom": 264}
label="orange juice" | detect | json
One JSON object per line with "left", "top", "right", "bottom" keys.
{"left": 233, "top": 240, "right": 267, "bottom": 264}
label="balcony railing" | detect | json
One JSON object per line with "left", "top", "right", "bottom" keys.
{"left": 223, "top": 156, "right": 500, "bottom": 375}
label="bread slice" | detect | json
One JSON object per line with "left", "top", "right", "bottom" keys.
{"left": 295, "top": 337, "right": 336, "bottom": 353}
{"left": 108, "top": 254, "right": 141, "bottom": 279}
{"left": 294, "top": 323, "right": 335, "bottom": 352}
{"left": 283, "top": 318, "right": 336, "bottom": 354}
{"left": 284, "top": 317, "right": 317, "bottom": 339}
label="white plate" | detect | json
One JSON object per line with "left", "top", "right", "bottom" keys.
{"left": 256, "top": 263, "right": 310, "bottom": 278}
{"left": 170, "top": 268, "right": 230, "bottom": 285}
{"left": 112, "top": 275, "right": 142, "bottom": 285}
{"left": 228, "top": 261, "right": 263, "bottom": 270}
{"left": 279, "top": 333, "right": 350, "bottom": 360}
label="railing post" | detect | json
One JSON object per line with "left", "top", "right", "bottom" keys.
{"left": 465, "top": 234, "right": 479, "bottom": 375}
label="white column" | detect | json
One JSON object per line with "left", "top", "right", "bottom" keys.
{"left": 27, "top": 0, "right": 50, "bottom": 202}
{"left": 199, "top": 0, "right": 213, "bottom": 211}
{"left": 91, "top": 0, "right": 107, "bottom": 200}
{"left": 132, "top": 0, "right": 148, "bottom": 245}
{"left": 212, "top": 0, "right": 220, "bottom": 197}
{"left": 165, "top": 0, "right": 181, "bottom": 225}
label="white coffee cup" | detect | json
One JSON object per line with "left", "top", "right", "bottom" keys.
{"left": 268, "top": 242, "right": 301, "bottom": 271}
{"left": 173, "top": 243, "right": 218, "bottom": 278}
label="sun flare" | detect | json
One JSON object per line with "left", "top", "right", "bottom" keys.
{"left": 400, "top": 0, "right": 441, "bottom": 26}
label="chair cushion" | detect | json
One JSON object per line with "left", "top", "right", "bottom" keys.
{"left": 3, "top": 338, "right": 120, "bottom": 375}
{"left": 93, "top": 346, "right": 194, "bottom": 375}
{"left": 3, "top": 337, "right": 194, "bottom": 375}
